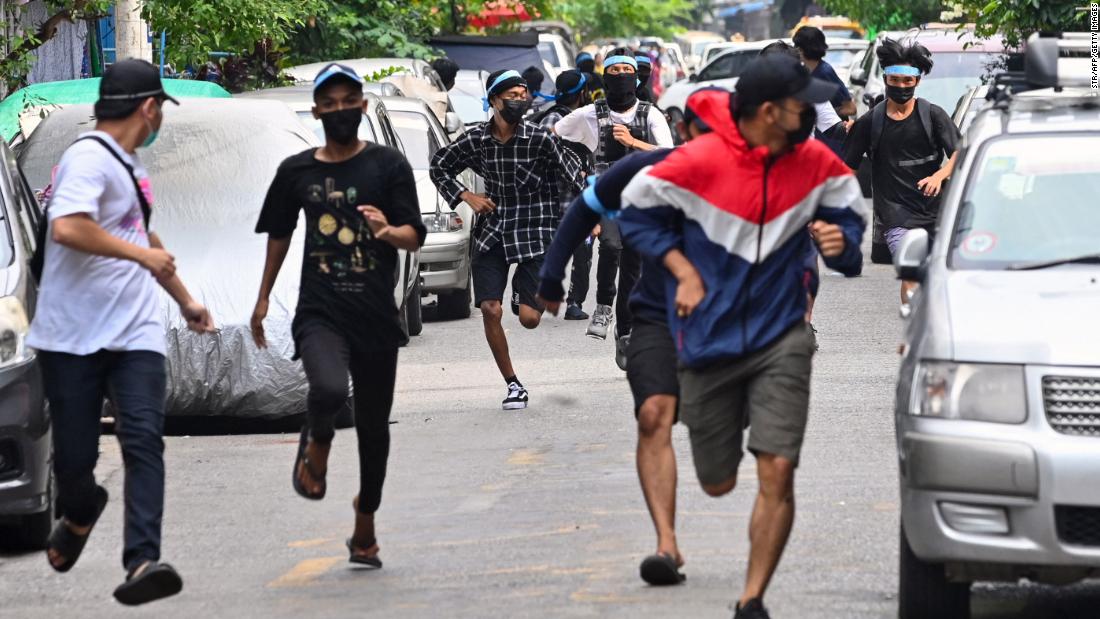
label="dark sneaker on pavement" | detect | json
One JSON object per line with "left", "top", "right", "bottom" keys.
{"left": 564, "top": 303, "right": 588, "bottom": 320}
{"left": 503, "top": 382, "right": 528, "bottom": 410}
{"left": 615, "top": 333, "right": 630, "bottom": 371}
{"left": 734, "top": 598, "right": 771, "bottom": 619}
{"left": 586, "top": 304, "right": 613, "bottom": 340}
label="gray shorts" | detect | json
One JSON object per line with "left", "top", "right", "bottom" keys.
{"left": 885, "top": 227, "right": 910, "bottom": 256}
{"left": 678, "top": 323, "right": 816, "bottom": 486}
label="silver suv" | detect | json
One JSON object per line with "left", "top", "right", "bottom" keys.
{"left": 892, "top": 33, "right": 1100, "bottom": 618}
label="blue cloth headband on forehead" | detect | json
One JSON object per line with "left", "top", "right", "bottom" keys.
{"left": 884, "top": 65, "right": 921, "bottom": 76}
{"left": 635, "top": 55, "right": 652, "bottom": 66}
{"left": 482, "top": 70, "right": 526, "bottom": 111}
{"left": 603, "top": 55, "right": 638, "bottom": 71}
{"left": 577, "top": 52, "right": 594, "bottom": 62}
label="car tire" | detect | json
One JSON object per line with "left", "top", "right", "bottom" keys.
{"left": 666, "top": 107, "right": 685, "bottom": 145}
{"left": 898, "top": 524, "right": 970, "bottom": 619}
{"left": 437, "top": 275, "right": 472, "bottom": 320}
{"left": 406, "top": 273, "right": 423, "bottom": 337}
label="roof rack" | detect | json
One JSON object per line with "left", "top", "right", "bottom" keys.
{"left": 1024, "top": 32, "right": 1093, "bottom": 89}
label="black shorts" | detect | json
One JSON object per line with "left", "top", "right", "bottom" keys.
{"left": 626, "top": 317, "right": 679, "bottom": 415}
{"left": 472, "top": 243, "right": 544, "bottom": 309}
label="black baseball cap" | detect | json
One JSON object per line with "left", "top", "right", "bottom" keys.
{"left": 735, "top": 54, "right": 837, "bottom": 107}
{"left": 95, "top": 59, "right": 179, "bottom": 119}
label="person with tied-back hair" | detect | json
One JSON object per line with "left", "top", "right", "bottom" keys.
{"left": 842, "top": 37, "right": 961, "bottom": 317}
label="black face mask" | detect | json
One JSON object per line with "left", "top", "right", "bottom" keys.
{"left": 604, "top": 73, "right": 638, "bottom": 111}
{"left": 498, "top": 99, "right": 530, "bottom": 125}
{"left": 886, "top": 84, "right": 916, "bottom": 104}
{"left": 320, "top": 107, "right": 362, "bottom": 145}
{"left": 637, "top": 69, "right": 651, "bottom": 87}
{"left": 780, "top": 105, "right": 816, "bottom": 147}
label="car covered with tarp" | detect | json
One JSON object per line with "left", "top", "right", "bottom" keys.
{"left": 17, "top": 99, "right": 330, "bottom": 420}
{"left": 0, "top": 78, "right": 230, "bottom": 145}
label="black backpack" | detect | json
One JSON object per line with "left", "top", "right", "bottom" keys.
{"left": 31, "top": 135, "right": 152, "bottom": 281}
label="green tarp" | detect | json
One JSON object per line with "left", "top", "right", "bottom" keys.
{"left": 0, "top": 78, "right": 231, "bottom": 142}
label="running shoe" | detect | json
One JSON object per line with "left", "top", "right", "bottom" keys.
{"left": 503, "top": 382, "right": 528, "bottom": 410}
{"left": 733, "top": 598, "right": 771, "bottom": 619}
{"left": 564, "top": 303, "right": 588, "bottom": 320}
{"left": 615, "top": 333, "right": 630, "bottom": 371}
{"left": 586, "top": 304, "right": 613, "bottom": 340}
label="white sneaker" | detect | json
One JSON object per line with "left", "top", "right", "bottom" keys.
{"left": 503, "top": 382, "right": 528, "bottom": 410}
{"left": 586, "top": 304, "right": 613, "bottom": 340}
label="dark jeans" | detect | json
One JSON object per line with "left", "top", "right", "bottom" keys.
{"left": 567, "top": 217, "right": 622, "bottom": 307}
{"left": 297, "top": 321, "right": 398, "bottom": 514}
{"left": 616, "top": 246, "right": 641, "bottom": 338}
{"left": 39, "top": 349, "right": 167, "bottom": 572}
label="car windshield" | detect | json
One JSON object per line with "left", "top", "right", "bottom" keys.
{"left": 824, "top": 49, "right": 856, "bottom": 67}
{"left": 898, "top": 52, "right": 1004, "bottom": 112}
{"left": 296, "top": 111, "right": 378, "bottom": 144}
{"left": 950, "top": 135, "right": 1100, "bottom": 270}
{"left": 538, "top": 42, "right": 559, "bottom": 67}
{"left": 388, "top": 111, "right": 435, "bottom": 169}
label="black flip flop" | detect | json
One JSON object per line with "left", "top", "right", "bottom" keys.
{"left": 46, "top": 485, "right": 108, "bottom": 573}
{"left": 346, "top": 538, "right": 382, "bottom": 569}
{"left": 640, "top": 553, "right": 686, "bottom": 586}
{"left": 292, "top": 425, "right": 326, "bottom": 500}
{"left": 113, "top": 562, "right": 183, "bottom": 606}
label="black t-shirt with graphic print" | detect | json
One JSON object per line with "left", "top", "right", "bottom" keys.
{"left": 257, "top": 144, "right": 426, "bottom": 353}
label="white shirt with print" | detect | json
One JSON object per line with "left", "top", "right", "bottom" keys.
{"left": 27, "top": 131, "right": 164, "bottom": 356}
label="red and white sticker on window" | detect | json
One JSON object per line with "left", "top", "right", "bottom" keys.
{"left": 961, "top": 232, "right": 997, "bottom": 255}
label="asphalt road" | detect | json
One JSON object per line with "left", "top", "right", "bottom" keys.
{"left": 2, "top": 256, "right": 1099, "bottom": 618}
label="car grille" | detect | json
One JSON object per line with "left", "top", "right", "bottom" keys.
{"left": 1056, "top": 505, "right": 1100, "bottom": 547}
{"left": 1042, "top": 376, "right": 1100, "bottom": 436}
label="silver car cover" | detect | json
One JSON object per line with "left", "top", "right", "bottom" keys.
{"left": 18, "top": 100, "right": 319, "bottom": 418}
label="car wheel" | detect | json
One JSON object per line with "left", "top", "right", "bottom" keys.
{"left": 899, "top": 524, "right": 970, "bottom": 619}
{"left": 666, "top": 107, "right": 685, "bottom": 145}
{"left": 437, "top": 274, "right": 472, "bottom": 320}
{"left": 405, "top": 272, "right": 423, "bottom": 337}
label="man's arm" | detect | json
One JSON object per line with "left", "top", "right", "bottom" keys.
{"left": 841, "top": 112, "right": 872, "bottom": 170}
{"left": 52, "top": 214, "right": 174, "bottom": 279}
{"left": 811, "top": 173, "right": 869, "bottom": 276}
{"left": 542, "top": 132, "right": 586, "bottom": 193}
{"left": 429, "top": 132, "right": 479, "bottom": 209}
{"left": 536, "top": 193, "right": 603, "bottom": 311}
{"left": 836, "top": 99, "right": 857, "bottom": 118}
{"left": 250, "top": 235, "right": 292, "bottom": 348}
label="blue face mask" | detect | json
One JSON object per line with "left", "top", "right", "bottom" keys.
{"left": 140, "top": 110, "right": 160, "bottom": 148}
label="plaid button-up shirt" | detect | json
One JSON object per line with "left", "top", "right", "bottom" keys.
{"left": 430, "top": 120, "right": 585, "bottom": 263}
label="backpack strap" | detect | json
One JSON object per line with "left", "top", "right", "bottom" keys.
{"left": 77, "top": 135, "right": 152, "bottom": 228}
{"left": 916, "top": 98, "right": 938, "bottom": 157}
{"left": 869, "top": 100, "right": 887, "bottom": 162}
{"left": 633, "top": 101, "right": 653, "bottom": 144}
{"left": 594, "top": 99, "right": 612, "bottom": 165}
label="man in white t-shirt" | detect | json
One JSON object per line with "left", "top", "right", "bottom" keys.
{"left": 27, "top": 59, "right": 214, "bottom": 606}
{"left": 554, "top": 48, "right": 674, "bottom": 359}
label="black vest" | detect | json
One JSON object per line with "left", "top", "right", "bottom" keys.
{"left": 594, "top": 99, "right": 653, "bottom": 171}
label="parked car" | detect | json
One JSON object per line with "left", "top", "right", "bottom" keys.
{"left": 892, "top": 33, "right": 1100, "bottom": 618}
{"left": 848, "top": 27, "right": 1007, "bottom": 117}
{"left": 659, "top": 40, "right": 776, "bottom": 132}
{"left": 236, "top": 88, "right": 425, "bottom": 336}
{"left": 537, "top": 33, "right": 574, "bottom": 78}
{"left": 821, "top": 38, "right": 870, "bottom": 87}
{"left": 676, "top": 31, "right": 727, "bottom": 72}
{"left": 383, "top": 96, "right": 476, "bottom": 320}
{"left": 951, "top": 84, "right": 990, "bottom": 133}
{"left": 17, "top": 99, "right": 417, "bottom": 420}
{"left": 450, "top": 69, "right": 492, "bottom": 127}
{"left": 0, "top": 140, "right": 49, "bottom": 548}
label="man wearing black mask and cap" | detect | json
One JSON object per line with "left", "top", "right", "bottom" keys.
{"left": 635, "top": 52, "right": 656, "bottom": 103}
{"left": 554, "top": 47, "right": 673, "bottom": 362}
{"left": 431, "top": 69, "right": 585, "bottom": 411}
{"left": 430, "top": 56, "right": 460, "bottom": 91}
{"left": 575, "top": 51, "right": 604, "bottom": 102}
{"left": 252, "top": 63, "right": 427, "bottom": 570}
{"left": 619, "top": 55, "right": 868, "bottom": 618}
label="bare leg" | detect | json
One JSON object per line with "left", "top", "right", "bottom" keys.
{"left": 900, "top": 280, "right": 917, "bottom": 306}
{"left": 636, "top": 395, "right": 681, "bottom": 562}
{"left": 350, "top": 496, "right": 380, "bottom": 560}
{"left": 481, "top": 300, "right": 515, "bottom": 379}
{"left": 740, "top": 453, "right": 796, "bottom": 606}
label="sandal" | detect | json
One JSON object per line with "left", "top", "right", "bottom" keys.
{"left": 292, "top": 425, "right": 326, "bottom": 500}
{"left": 46, "top": 485, "right": 108, "bottom": 573}
{"left": 113, "top": 561, "right": 183, "bottom": 606}
{"left": 639, "top": 552, "right": 686, "bottom": 586}
{"left": 346, "top": 538, "right": 382, "bottom": 569}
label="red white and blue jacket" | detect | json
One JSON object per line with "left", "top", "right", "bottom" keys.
{"left": 618, "top": 89, "right": 869, "bottom": 368}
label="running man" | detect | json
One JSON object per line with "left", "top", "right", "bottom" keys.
{"left": 554, "top": 47, "right": 674, "bottom": 362}
{"left": 430, "top": 69, "right": 585, "bottom": 410}
{"left": 29, "top": 59, "right": 214, "bottom": 605}
{"left": 251, "top": 63, "right": 427, "bottom": 568}
{"left": 618, "top": 56, "right": 868, "bottom": 618}
{"left": 842, "top": 38, "right": 960, "bottom": 316}
{"left": 538, "top": 89, "right": 719, "bottom": 586}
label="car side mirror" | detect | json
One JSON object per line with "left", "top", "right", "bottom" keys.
{"left": 445, "top": 112, "right": 463, "bottom": 134}
{"left": 688, "top": 73, "right": 698, "bottom": 82}
{"left": 850, "top": 68, "right": 867, "bottom": 86}
{"left": 894, "top": 228, "right": 930, "bottom": 282}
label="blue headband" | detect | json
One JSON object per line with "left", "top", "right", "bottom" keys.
{"left": 884, "top": 65, "right": 921, "bottom": 76}
{"left": 603, "top": 55, "right": 638, "bottom": 71}
{"left": 635, "top": 55, "right": 652, "bottom": 66}
{"left": 533, "top": 74, "right": 588, "bottom": 102}
{"left": 482, "top": 70, "right": 527, "bottom": 111}
{"left": 577, "top": 52, "right": 593, "bottom": 63}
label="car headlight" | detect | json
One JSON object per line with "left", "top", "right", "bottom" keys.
{"left": 0, "top": 297, "right": 30, "bottom": 368}
{"left": 422, "top": 212, "right": 463, "bottom": 233}
{"left": 910, "top": 362, "right": 1026, "bottom": 423}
